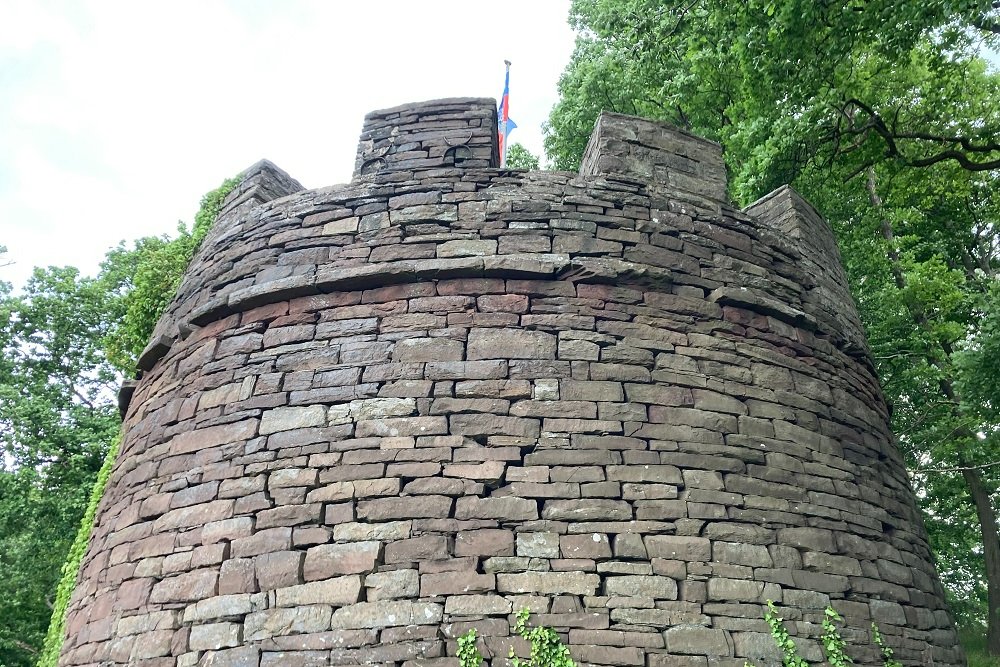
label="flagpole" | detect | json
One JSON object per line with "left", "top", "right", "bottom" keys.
{"left": 501, "top": 60, "right": 511, "bottom": 168}
{"left": 504, "top": 59, "right": 509, "bottom": 168}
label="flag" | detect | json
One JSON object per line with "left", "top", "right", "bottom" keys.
{"left": 498, "top": 60, "right": 516, "bottom": 167}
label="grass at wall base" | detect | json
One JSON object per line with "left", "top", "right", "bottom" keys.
{"left": 964, "top": 630, "right": 1000, "bottom": 667}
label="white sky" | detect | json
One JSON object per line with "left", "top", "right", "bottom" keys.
{"left": 0, "top": 1, "right": 577, "bottom": 289}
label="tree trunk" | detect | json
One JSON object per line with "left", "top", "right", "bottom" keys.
{"left": 865, "top": 167, "right": 1000, "bottom": 654}
{"left": 963, "top": 464, "right": 1000, "bottom": 654}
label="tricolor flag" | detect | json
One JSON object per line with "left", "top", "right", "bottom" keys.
{"left": 498, "top": 60, "right": 517, "bottom": 167}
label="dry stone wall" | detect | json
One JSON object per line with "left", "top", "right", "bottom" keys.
{"left": 61, "top": 98, "right": 962, "bottom": 667}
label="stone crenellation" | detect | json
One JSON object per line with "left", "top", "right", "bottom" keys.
{"left": 60, "top": 98, "right": 962, "bottom": 667}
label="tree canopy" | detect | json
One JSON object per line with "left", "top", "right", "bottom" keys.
{"left": 505, "top": 143, "right": 542, "bottom": 170}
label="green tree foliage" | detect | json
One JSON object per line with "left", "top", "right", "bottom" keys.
{"left": 506, "top": 143, "right": 541, "bottom": 170}
{"left": 0, "top": 176, "right": 239, "bottom": 666}
{"left": 0, "top": 270, "right": 119, "bottom": 667}
{"left": 101, "top": 177, "right": 239, "bottom": 372}
{"left": 546, "top": 0, "right": 1000, "bottom": 649}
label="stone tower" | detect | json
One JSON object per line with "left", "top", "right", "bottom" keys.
{"left": 59, "top": 98, "right": 963, "bottom": 667}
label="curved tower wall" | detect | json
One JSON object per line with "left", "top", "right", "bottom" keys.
{"left": 60, "top": 98, "right": 961, "bottom": 667}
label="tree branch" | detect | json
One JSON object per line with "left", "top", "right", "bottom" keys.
{"left": 831, "top": 98, "right": 1000, "bottom": 173}
{"left": 913, "top": 459, "right": 1000, "bottom": 474}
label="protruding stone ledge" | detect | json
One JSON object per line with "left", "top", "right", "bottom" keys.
{"left": 708, "top": 286, "right": 815, "bottom": 331}
{"left": 117, "top": 380, "right": 137, "bottom": 419}
{"left": 186, "top": 255, "right": 680, "bottom": 331}
{"left": 136, "top": 334, "right": 175, "bottom": 372}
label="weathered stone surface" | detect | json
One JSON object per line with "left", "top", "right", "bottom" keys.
{"left": 645, "top": 536, "right": 711, "bottom": 562}
{"left": 365, "top": 569, "right": 420, "bottom": 601}
{"left": 245, "top": 606, "right": 332, "bottom": 641}
{"left": 150, "top": 569, "right": 218, "bottom": 603}
{"left": 604, "top": 575, "right": 678, "bottom": 599}
{"left": 664, "top": 626, "right": 734, "bottom": 656}
{"left": 183, "top": 595, "right": 253, "bottom": 623}
{"left": 260, "top": 406, "right": 326, "bottom": 434}
{"left": 497, "top": 572, "right": 600, "bottom": 595}
{"left": 542, "top": 499, "right": 632, "bottom": 521}
{"left": 330, "top": 601, "right": 443, "bottom": 629}
{"left": 455, "top": 497, "right": 538, "bottom": 520}
{"left": 516, "top": 532, "right": 560, "bottom": 558}
{"left": 274, "top": 576, "right": 363, "bottom": 607}
{"left": 199, "top": 645, "right": 260, "bottom": 667}
{"left": 455, "top": 529, "right": 515, "bottom": 557}
{"left": 61, "top": 100, "right": 961, "bottom": 667}
{"left": 562, "top": 533, "right": 613, "bottom": 559}
{"left": 444, "top": 594, "right": 513, "bottom": 615}
{"left": 304, "top": 542, "right": 379, "bottom": 580}
{"left": 467, "top": 329, "right": 557, "bottom": 360}
{"left": 189, "top": 622, "right": 242, "bottom": 651}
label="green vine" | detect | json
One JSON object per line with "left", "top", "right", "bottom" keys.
{"left": 745, "top": 602, "right": 901, "bottom": 667}
{"left": 821, "top": 607, "right": 853, "bottom": 667}
{"left": 509, "top": 608, "right": 576, "bottom": 667}
{"left": 36, "top": 435, "right": 121, "bottom": 667}
{"left": 763, "top": 600, "right": 810, "bottom": 667}
{"left": 458, "top": 627, "right": 485, "bottom": 667}
{"left": 872, "top": 621, "right": 903, "bottom": 667}
{"left": 457, "top": 609, "right": 576, "bottom": 667}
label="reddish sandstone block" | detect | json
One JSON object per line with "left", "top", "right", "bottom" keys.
{"left": 467, "top": 329, "right": 556, "bottom": 360}
{"left": 420, "top": 572, "right": 495, "bottom": 596}
{"left": 454, "top": 529, "right": 515, "bottom": 557}
{"left": 356, "top": 495, "right": 453, "bottom": 520}
{"left": 304, "top": 542, "right": 380, "bottom": 581}
{"left": 450, "top": 414, "right": 539, "bottom": 439}
{"left": 254, "top": 550, "right": 303, "bottom": 589}
{"left": 114, "top": 577, "right": 155, "bottom": 610}
{"left": 436, "top": 278, "right": 505, "bottom": 295}
{"left": 150, "top": 569, "right": 218, "bottom": 603}
{"left": 362, "top": 282, "right": 435, "bottom": 304}
{"left": 478, "top": 294, "right": 529, "bottom": 313}
{"left": 384, "top": 536, "right": 450, "bottom": 564}
{"left": 219, "top": 558, "right": 257, "bottom": 595}
{"left": 561, "top": 533, "right": 613, "bottom": 559}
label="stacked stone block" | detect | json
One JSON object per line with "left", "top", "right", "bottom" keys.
{"left": 60, "top": 99, "right": 962, "bottom": 667}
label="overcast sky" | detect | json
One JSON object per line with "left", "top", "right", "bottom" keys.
{"left": 0, "top": 1, "right": 577, "bottom": 289}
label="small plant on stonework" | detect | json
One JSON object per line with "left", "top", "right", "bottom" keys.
{"left": 458, "top": 627, "right": 484, "bottom": 667}
{"left": 822, "top": 607, "right": 853, "bottom": 667}
{"left": 871, "top": 621, "right": 903, "bottom": 667}
{"left": 745, "top": 602, "right": 900, "bottom": 667}
{"left": 457, "top": 610, "right": 576, "bottom": 667}
{"left": 758, "top": 600, "right": 810, "bottom": 667}
{"left": 508, "top": 608, "right": 577, "bottom": 667}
